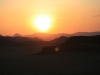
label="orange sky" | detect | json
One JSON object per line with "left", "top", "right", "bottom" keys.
{"left": 0, "top": 0, "right": 100, "bottom": 35}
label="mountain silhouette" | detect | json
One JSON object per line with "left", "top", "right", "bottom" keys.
{"left": 13, "top": 33, "right": 22, "bottom": 37}
{"left": 48, "top": 36, "right": 68, "bottom": 46}
{"left": 37, "top": 35, "right": 100, "bottom": 55}
{"left": 0, "top": 35, "right": 68, "bottom": 47}
{"left": 0, "top": 36, "right": 47, "bottom": 46}
{"left": 24, "top": 33, "right": 62, "bottom": 41}
{"left": 0, "top": 36, "right": 18, "bottom": 46}
{"left": 24, "top": 32, "right": 100, "bottom": 41}
{"left": 1, "top": 33, "right": 100, "bottom": 48}
{"left": 71, "top": 32, "right": 100, "bottom": 36}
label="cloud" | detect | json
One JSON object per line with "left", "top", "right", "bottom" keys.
{"left": 93, "top": 14, "right": 100, "bottom": 17}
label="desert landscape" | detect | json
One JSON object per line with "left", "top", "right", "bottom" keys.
{"left": 0, "top": 34, "right": 100, "bottom": 75}
{"left": 0, "top": 0, "right": 100, "bottom": 75}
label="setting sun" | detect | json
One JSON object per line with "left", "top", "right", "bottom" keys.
{"left": 33, "top": 14, "right": 52, "bottom": 32}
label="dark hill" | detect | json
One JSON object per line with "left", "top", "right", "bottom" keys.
{"left": 0, "top": 36, "right": 18, "bottom": 46}
{"left": 0, "top": 36, "right": 68, "bottom": 47}
{"left": 12, "top": 37, "right": 43, "bottom": 43}
{"left": 0, "top": 36, "right": 47, "bottom": 46}
{"left": 37, "top": 35, "right": 100, "bottom": 55}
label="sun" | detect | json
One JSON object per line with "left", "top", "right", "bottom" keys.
{"left": 33, "top": 14, "right": 52, "bottom": 32}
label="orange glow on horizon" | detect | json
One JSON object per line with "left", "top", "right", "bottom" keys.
{"left": 0, "top": 0, "right": 100, "bottom": 35}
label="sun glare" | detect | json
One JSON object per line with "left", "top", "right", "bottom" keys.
{"left": 33, "top": 14, "right": 52, "bottom": 32}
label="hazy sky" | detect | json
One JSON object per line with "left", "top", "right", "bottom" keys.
{"left": 0, "top": 0, "right": 100, "bottom": 35}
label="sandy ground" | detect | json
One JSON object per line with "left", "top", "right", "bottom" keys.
{"left": 0, "top": 46, "right": 100, "bottom": 75}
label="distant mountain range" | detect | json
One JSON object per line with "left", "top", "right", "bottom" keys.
{"left": 23, "top": 32, "right": 100, "bottom": 41}
{"left": 0, "top": 36, "right": 45, "bottom": 46}
{"left": 13, "top": 33, "right": 22, "bottom": 37}
{"left": 1, "top": 33, "right": 100, "bottom": 55}
{"left": 0, "top": 31, "right": 100, "bottom": 47}
{"left": 0, "top": 35, "right": 68, "bottom": 47}
{"left": 7, "top": 32, "right": 100, "bottom": 41}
